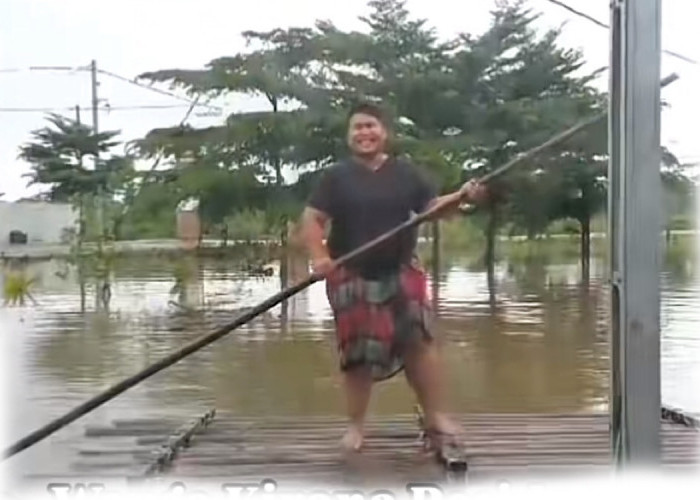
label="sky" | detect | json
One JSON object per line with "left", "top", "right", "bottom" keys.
{"left": 0, "top": 0, "right": 698, "bottom": 201}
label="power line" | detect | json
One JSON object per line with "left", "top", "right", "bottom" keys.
{"left": 0, "top": 65, "right": 87, "bottom": 73}
{"left": 0, "top": 64, "right": 222, "bottom": 112}
{"left": 0, "top": 103, "right": 221, "bottom": 113}
{"left": 96, "top": 68, "right": 220, "bottom": 112}
{"left": 544, "top": 0, "right": 698, "bottom": 65}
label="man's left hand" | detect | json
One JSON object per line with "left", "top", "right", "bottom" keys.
{"left": 458, "top": 179, "right": 488, "bottom": 205}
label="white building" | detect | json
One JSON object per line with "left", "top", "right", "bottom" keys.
{"left": 0, "top": 200, "right": 77, "bottom": 250}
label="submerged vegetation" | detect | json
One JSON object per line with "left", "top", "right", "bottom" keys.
{"left": 2, "top": 270, "right": 37, "bottom": 306}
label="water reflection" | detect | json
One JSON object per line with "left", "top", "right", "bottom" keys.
{"left": 0, "top": 235, "right": 697, "bottom": 477}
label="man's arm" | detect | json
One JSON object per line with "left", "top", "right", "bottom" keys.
{"left": 422, "top": 191, "right": 463, "bottom": 220}
{"left": 300, "top": 167, "right": 336, "bottom": 264}
{"left": 300, "top": 206, "right": 331, "bottom": 261}
{"left": 418, "top": 184, "right": 487, "bottom": 221}
{"left": 409, "top": 162, "right": 465, "bottom": 220}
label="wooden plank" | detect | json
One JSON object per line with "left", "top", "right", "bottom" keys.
{"left": 84, "top": 427, "right": 167, "bottom": 437}
{"left": 67, "top": 412, "right": 697, "bottom": 484}
{"left": 76, "top": 446, "right": 153, "bottom": 456}
{"left": 174, "top": 429, "right": 694, "bottom": 444}
{"left": 199, "top": 411, "right": 692, "bottom": 423}
{"left": 111, "top": 418, "right": 185, "bottom": 428}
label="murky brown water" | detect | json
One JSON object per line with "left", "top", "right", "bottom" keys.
{"left": 1, "top": 236, "right": 698, "bottom": 479}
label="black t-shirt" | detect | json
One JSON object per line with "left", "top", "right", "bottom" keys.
{"left": 307, "top": 156, "right": 437, "bottom": 278}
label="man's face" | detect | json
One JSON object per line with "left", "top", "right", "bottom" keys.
{"left": 347, "top": 112, "right": 387, "bottom": 156}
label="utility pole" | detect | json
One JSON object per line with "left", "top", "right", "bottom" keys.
{"left": 608, "top": 0, "right": 662, "bottom": 470}
{"left": 91, "top": 60, "right": 99, "bottom": 134}
{"left": 75, "top": 103, "right": 84, "bottom": 248}
{"left": 75, "top": 103, "right": 87, "bottom": 313}
{"left": 90, "top": 59, "right": 109, "bottom": 311}
{"left": 90, "top": 59, "right": 104, "bottom": 251}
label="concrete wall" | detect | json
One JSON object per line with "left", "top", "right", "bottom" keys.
{"left": 0, "top": 201, "right": 77, "bottom": 249}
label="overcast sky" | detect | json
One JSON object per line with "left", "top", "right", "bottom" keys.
{"left": 1, "top": 0, "right": 698, "bottom": 201}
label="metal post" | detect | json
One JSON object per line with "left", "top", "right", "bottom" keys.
{"left": 608, "top": 0, "right": 662, "bottom": 470}
{"left": 608, "top": 1, "right": 623, "bottom": 467}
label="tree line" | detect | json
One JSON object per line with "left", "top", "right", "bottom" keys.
{"left": 17, "top": 0, "right": 695, "bottom": 276}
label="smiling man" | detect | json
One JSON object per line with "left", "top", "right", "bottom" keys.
{"left": 301, "top": 102, "right": 487, "bottom": 452}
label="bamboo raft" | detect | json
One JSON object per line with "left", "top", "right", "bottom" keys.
{"left": 44, "top": 408, "right": 699, "bottom": 488}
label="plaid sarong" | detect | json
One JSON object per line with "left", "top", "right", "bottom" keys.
{"left": 324, "top": 258, "right": 434, "bottom": 381}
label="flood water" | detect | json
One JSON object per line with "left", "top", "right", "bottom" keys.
{"left": 1, "top": 235, "right": 698, "bottom": 479}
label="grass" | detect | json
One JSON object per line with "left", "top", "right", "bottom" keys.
{"left": 502, "top": 236, "right": 606, "bottom": 263}
{"left": 426, "top": 214, "right": 608, "bottom": 264}
{"left": 223, "top": 209, "right": 284, "bottom": 243}
{"left": 2, "top": 270, "right": 38, "bottom": 306}
{"left": 435, "top": 216, "right": 486, "bottom": 252}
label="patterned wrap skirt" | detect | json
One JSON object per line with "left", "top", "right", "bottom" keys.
{"left": 324, "top": 258, "right": 434, "bottom": 382}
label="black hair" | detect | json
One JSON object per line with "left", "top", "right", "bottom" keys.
{"left": 347, "top": 101, "right": 390, "bottom": 128}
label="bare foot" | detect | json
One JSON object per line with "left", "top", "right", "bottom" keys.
{"left": 340, "top": 424, "right": 364, "bottom": 452}
{"left": 423, "top": 413, "right": 462, "bottom": 450}
{"left": 432, "top": 413, "right": 461, "bottom": 435}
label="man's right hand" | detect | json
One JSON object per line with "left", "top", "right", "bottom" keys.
{"left": 311, "top": 256, "right": 336, "bottom": 277}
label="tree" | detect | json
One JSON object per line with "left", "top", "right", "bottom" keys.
{"left": 660, "top": 146, "right": 696, "bottom": 238}
{"left": 18, "top": 113, "right": 136, "bottom": 312}
{"left": 549, "top": 154, "right": 607, "bottom": 282}
{"left": 442, "top": 0, "right": 602, "bottom": 278}
{"left": 303, "top": 0, "right": 468, "bottom": 190}
{"left": 19, "top": 114, "right": 120, "bottom": 202}
{"left": 127, "top": 0, "right": 608, "bottom": 279}
{"left": 18, "top": 113, "right": 135, "bottom": 241}
{"left": 134, "top": 26, "right": 345, "bottom": 244}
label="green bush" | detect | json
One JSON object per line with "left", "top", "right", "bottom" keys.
{"left": 668, "top": 214, "right": 696, "bottom": 231}
{"left": 438, "top": 216, "right": 486, "bottom": 251}
{"left": 223, "top": 209, "right": 282, "bottom": 243}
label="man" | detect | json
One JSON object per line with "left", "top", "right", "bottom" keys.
{"left": 300, "top": 102, "right": 487, "bottom": 452}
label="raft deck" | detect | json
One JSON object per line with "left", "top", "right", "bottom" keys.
{"left": 48, "top": 409, "right": 700, "bottom": 488}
